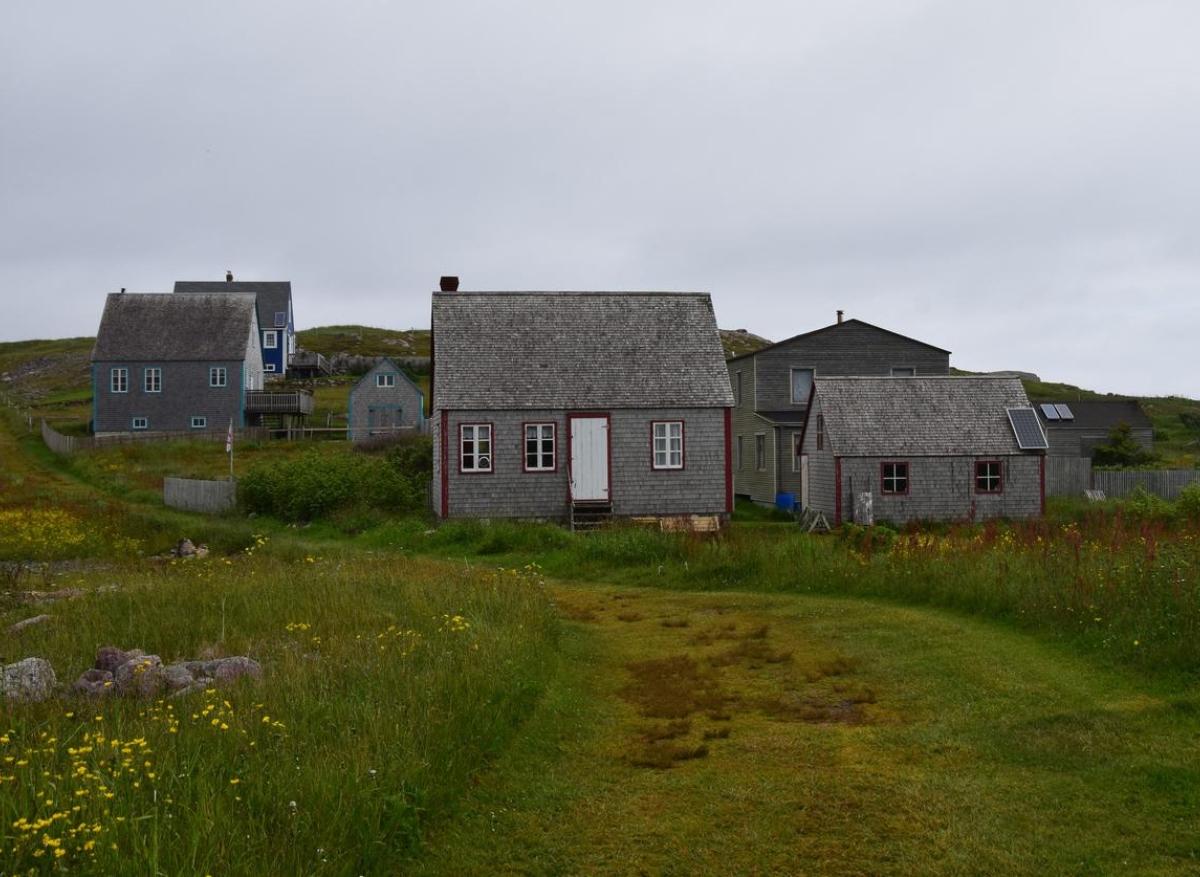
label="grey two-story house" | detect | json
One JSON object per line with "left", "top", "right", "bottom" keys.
{"left": 91, "top": 293, "right": 264, "bottom": 435}
{"left": 727, "top": 315, "right": 950, "bottom": 506}
{"left": 430, "top": 280, "right": 734, "bottom": 527}
{"left": 175, "top": 275, "right": 294, "bottom": 378}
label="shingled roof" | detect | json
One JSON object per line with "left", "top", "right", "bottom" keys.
{"left": 91, "top": 293, "right": 256, "bottom": 361}
{"left": 726, "top": 317, "right": 951, "bottom": 363}
{"left": 432, "top": 291, "right": 734, "bottom": 409}
{"left": 174, "top": 281, "right": 291, "bottom": 330}
{"left": 813, "top": 375, "right": 1036, "bottom": 456}
{"left": 1034, "top": 399, "right": 1152, "bottom": 430}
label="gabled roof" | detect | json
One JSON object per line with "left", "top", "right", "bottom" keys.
{"left": 432, "top": 291, "right": 734, "bottom": 409}
{"left": 813, "top": 375, "right": 1035, "bottom": 456}
{"left": 174, "top": 281, "right": 292, "bottom": 330}
{"left": 91, "top": 293, "right": 257, "bottom": 362}
{"left": 1034, "top": 400, "right": 1152, "bottom": 430}
{"left": 726, "top": 318, "right": 950, "bottom": 363}
{"left": 350, "top": 358, "right": 424, "bottom": 398}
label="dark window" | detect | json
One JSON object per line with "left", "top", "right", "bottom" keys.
{"left": 376, "top": 373, "right": 396, "bottom": 388}
{"left": 881, "top": 462, "right": 909, "bottom": 495}
{"left": 736, "top": 435, "right": 744, "bottom": 470}
{"left": 110, "top": 368, "right": 128, "bottom": 393}
{"left": 274, "top": 311, "right": 287, "bottom": 328}
{"left": 891, "top": 367, "right": 915, "bottom": 377}
{"left": 755, "top": 434, "right": 766, "bottom": 471}
{"left": 209, "top": 367, "right": 227, "bottom": 388}
{"left": 460, "top": 424, "right": 492, "bottom": 472}
{"left": 816, "top": 414, "right": 825, "bottom": 451}
{"left": 524, "top": 423, "right": 555, "bottom": 471}
{"left": 975, "top": 460, "right": 1003, "bottom": 493}
{"left": 144, "top": 367, "right": 161, "bottom": 393}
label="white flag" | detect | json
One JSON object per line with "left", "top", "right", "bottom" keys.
{"left": 225, "top": 419, "right": 234, "bottom": 453}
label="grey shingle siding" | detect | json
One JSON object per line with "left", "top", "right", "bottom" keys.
{"left": 92, "top": 293, "right": 258, "bottom": 361}
{"left": 92, "top": 360, "right": 247, "bottom": 434}
{"left": 801, "top": 396, "right": 837, "bottom": 515}
{"left": 348, "top": 360, "right": 425, "bottom": 441}
{"left": 434, "top": 408, "right": 727, "bottom": 519}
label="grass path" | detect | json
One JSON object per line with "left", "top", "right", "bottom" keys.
{"left": 417, "top": 584, "right": 1199, "bottom": 876}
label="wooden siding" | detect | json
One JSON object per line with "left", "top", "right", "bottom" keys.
{"left": 163, "top": 477, "right": 237, "bottom": 514}
{"left": 93, "top": 359, "right": 248, "bottom": 434}
{"left": 835, "top": 455, "right": 1042, "bottom": 524}
{"left": 1045, "top": 425, "right": 1154, "bottom": 458}
{"left": 434, "top": 408, "right": 728, "bottom": 519}
{"left": 800, "top": 395, "right": 837, "bottom": 515}
{"left": 729, "top": 360, "right": 778, "bottom": 503}
{"left": 348, "top": 361, "right": 424, "bottom": 441}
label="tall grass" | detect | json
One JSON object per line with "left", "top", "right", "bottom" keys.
{"left": 0, "top": 553, "right": 558, "bottom": 873}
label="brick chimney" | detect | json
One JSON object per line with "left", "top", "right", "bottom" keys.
{"left": 439, "top": 275, "right": 459, "bottom": 292}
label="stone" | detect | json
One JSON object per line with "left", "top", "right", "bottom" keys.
{"left": 194, "top": 545, "right": 210, "bottom": 558}
{"left": 161, "top": 663, "right": 197, "bottom": 692}
{"left": 3, "top": 657, "right": 56, "bottom": 702}
{"left": 113, "top": 654, "right": 164, "bottom": 698}
{"left": 174, "top": 539, "right": 196, "bottom": 557}
{"left": 73, "top": 668, "right": 114, "bottom": 697}
{"left": 19, "top": 588, "right": 83, "bottom": 604}
{"left": 184, "top": 656, "right": 262, "bottom": 686}
{"left": 7, "top": 614, "right": 52, "bottom": 635}
{"left": 95, "top": 646, "right": 144, "bottom": 674}
{"left": 169, "top": 677, "right": 215, "bottom": 699}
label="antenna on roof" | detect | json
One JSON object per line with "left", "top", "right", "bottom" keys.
{"left": 226, "top": 270, "right": 233, "bottom": 282}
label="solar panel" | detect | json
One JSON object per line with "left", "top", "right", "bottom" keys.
{"left": 1040, "top": 403, "right": 1061, "bottom": 420}
{"left": 1054, "top": 403, "right": 1074, "bottom": 421}
{"left": 1007, "top": 407, "right": 1049, "bottom": 450}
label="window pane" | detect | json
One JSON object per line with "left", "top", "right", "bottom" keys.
{"left": 791, "top": 369, "right": 813, "bottom": 403}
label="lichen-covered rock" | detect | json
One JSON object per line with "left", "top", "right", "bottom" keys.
{"left": 113, "top": 654, "right": 164, "bottom": 698}
{"left": 95, "top": 646, "right": 144, "bottom": 674}
{"left": 161, "top": 663, "right": 197, "bottom": 692}
{"left": 184, "top": 656, "right": 262, "bottom": 685}
{"left": 3, "top": 657, "right": 56, "bottom": 702}
{"left": 74, "top": 668, "right": 115, "bottom": 697}
{"left": 8, "top": 614, "right": 52, "bottom": 635}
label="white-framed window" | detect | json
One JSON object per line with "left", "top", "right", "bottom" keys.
{"left": 376, "top": 373, "right": 396, "bottom": 388}
{"left": 263, "top": 330, "right": 278, "bottom": 349}
{"left": 131, "top": 417, "right": 148, "bottom": 430}
{"left": 755, "top": 433, "right": 766, "bottom": 471}
{"left": 790, "top": 368, "right": 814, "bottom": 404}
{"left": 652, "top": 421, "right": 684, "bottom": 470}
{"left": 110, "top": 367, "right": 128, "bottom": 393}
{"left": 190, "top": 416, "right": 207, "bottom": 429}
{"left": 891, "top": 367, "right": 916, "bottom": 377}
{"left": 264, "top": 364, "right": 276, "bottom": 372}
{"left": 209, "top": 367, "right": 227, "bottom": 388}
{"left": 792, "top": 433, "right": 804, "bottom": 472}
{"left": 274, "top": 311, "right": 287, "bottom": 328}
{"left": 736, "top": 435, "right": 744, "bottom": 470}
{"left": 524, "top": 423, "right": 555, "bottom": 471}
{"left": 460, "top": 424, "right": 493, "bottom": 472}
{"left": 144, "top": 367, "right": 161, "bottom": 393}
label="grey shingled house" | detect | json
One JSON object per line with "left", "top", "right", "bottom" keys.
{"left": 174, "top": 276, "right": 294, "bottom": 377}
{"left": 727, "top": 315, "right": 950, "bottom": 506}
{"left": 799, "top": 376, "right": 1045, "bottom": 525}
{"left": 430, "top": 282, "right": 734, "bottom": 527}
{"left": 1033, "top": 400, "right": 1154, "bottom": 458}
{"left": 348, "top": 358, "right": 425, "bottom": 441}
{"left": 91, "top": 293, "right": 264, "bottom": 435}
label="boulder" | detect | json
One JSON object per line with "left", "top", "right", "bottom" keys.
{"left": 185, "top": 656, "right": 262, "bottom": 685}
{"left": 73, "top": 668, "right": 114, "bottom": 697}
{"left": 161, "top": 663, "right": 197, "bottom": 693}
{"left": 3, "top": 657, "right": 56, "bottom": 702}
{"left": 95, "top": 646, "right": 144, "bottom": 674}
{"left": 174, "top": 539, "right": 197, "bottom": 558}
{"left": 169, "top": 677, "right": 215, "bottom": 699}
{"left": 113, "top": 654, "right": 164, "bottom": 698}
{"left": 7, "top": 614, "right": 52, "bottom": 635}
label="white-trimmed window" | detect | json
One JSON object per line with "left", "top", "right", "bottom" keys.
{"left": 524, "top": 423, "right": 555, "bottom": 471}
{"left": 652, "top": 421, "right": 684, "bottom": 470}
{"left": 110, "top": 367, "right": 128, "bottom": 393}
{"left": 376, "top": 373, "right": 396, "bottom": 388}
{"left": 460, "top": 424, "right": 492, "bottom": 472}
{"left": 190, "top": 416, "right": 207, "bottom": 429}
{"left": 263, "top": 330, "right": 278, "bottom": 349}
{"left": 790, "top": 368, "right": 814, "bottom": 404}
{"left": 131, "top": 417, "right": 148, "bottom": 430}
{"left": 144, "top": 367, "right": 161, "bottom": 393}
{"left": 264, "top": 364, "right": 276, "bottom": 373}
{"left": 209, "top": 367, "right": 227, "bottom": 388}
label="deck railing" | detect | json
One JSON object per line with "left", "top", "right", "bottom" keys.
{"left": 244, "top": 390, "right": 314, "bottom": 415}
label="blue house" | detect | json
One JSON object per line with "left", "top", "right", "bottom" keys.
{"left": 175, "top": 274, "right": 295, "bottom": 378}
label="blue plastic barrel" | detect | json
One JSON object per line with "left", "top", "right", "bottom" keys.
{"left": 775, "top": 492, "right": 796, "bottom": 512}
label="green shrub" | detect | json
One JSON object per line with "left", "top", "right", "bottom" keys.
{"left": 1177, "top": 482, "right": 1200, "bottom": 520}
{"left": 1120, "top": 486, "right": 1177, "bottom": 523}
{"left": 240, "top": 450, "right": 424, "bottom": 521}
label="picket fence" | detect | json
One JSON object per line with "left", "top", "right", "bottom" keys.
{"left": 1045, "top": 455, "right": 1200, "bottom": 500}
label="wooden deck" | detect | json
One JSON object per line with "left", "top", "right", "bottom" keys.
{"left": 244, "top": 390, "right": 314, "bottom": 415}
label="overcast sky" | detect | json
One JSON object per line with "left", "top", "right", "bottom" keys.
{"left": 2, "top": 1, "right": 1198, "bottom": 396}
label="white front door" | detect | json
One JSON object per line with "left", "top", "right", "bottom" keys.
{"left": 569, "top": 415, "right": 610, "bottom": 502}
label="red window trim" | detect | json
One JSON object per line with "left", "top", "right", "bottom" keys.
{"left": 880, "top": 460, "right": 910, "bottom": 496}
{"left": 458, "top": 422, "right": 495, "bottom": 475}
{"left": 650, "top": 420, "right": 686, "bottom": 471}
{"left": 974, "top": 459, "right": 1004, "bottom": 494}
{"left": 521, "top": 421, "right": 558, "bottom": 473}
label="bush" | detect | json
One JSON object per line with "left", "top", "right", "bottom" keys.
{"left": 240, "top": 450, "right": 425, "bottom": 521}
{"left": 1119, "top": 486, "right": 1177, "bottom": 523}
{"left": 1177, "top": 482, "right": 1200, "bottom": 521}
{"left": 1093, "top": 422, "right": 1158, "bottom": 467}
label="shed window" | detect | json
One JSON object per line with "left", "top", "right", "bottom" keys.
{"left": 190, "top": 416, "right": 207, "bottom": 429}
{"left": 815, "top": 414, "right": 825, "bottom": 451}
{"left": 143, "top": 368, "right": 161, "bottom": 393}
{"left": 975, "top": 460, "right": 1003, "bottom": 493}
{"left": 376, "top": 373, "right": 396, "bottom": 388}
{"left": 209, "top": 367, "right": 227, "bottom": 388}
{"left": 790, "top": 368, "right": 814, "bottom": 404}
{"left": 110, "top": 368, "right": 128, "bottom": 394}
{"left": 131, "top": 417, "right": 148, "bottom": 430}
{"left": 524, "top": 423, "right": 555, "bottom": 471}
{"left": 460, "top": 424, "right": 492, "bottom": 473}
{"left": 263, "top": 330, "right": 278, "bottom": 349}
{"left": 881, "top": 462, "right": 909, "bottom": 495}
{"left": 755, "top": 434, "right": 766, "bottom": 471}
{"left": 652, "top": 421, "right": 684, "bottom": 469}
